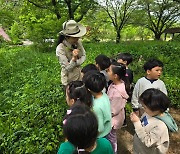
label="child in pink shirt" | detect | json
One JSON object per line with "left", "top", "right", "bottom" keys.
{"left": 107, "top": 61, "right": 130, "bottom": 154}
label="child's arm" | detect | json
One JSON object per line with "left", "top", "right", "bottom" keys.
{"left": 130, "top": 112, "right": 163, "bottom": 148}
{"left": 160, "top": 81, "right": 167, "bottom": 95}
{"left": 131, "top": 81, "right": 140, "bottom": 110}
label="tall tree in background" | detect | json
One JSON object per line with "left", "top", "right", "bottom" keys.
{"left": 27, "top": 0, "right": 97, "bottom": 21}
{"left": 140, "top": 0, "right": 180, "bottom": 40}
{"left": 0, "top": 0, "right": 20, "bottom": 27}
{"left": 100, "top": 0, "right": 137, "bottom": 43}
{"left": 173, "top": 0, "right": 180, "bottom": 3}
{"left": 82, "top": 7, "right": 114, "bottom": 42}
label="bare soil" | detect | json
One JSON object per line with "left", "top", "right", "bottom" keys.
{"left": 117, "top": 108, "right": 180, "bottom": 154}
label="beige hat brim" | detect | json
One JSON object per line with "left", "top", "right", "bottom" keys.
{"left": 62, "top": 23, "right": 86, "bottom": 37}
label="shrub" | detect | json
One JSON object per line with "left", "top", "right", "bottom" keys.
{"left": 8, "top": 21, "right": 23, "bottom": 45}
{"left": 172, "top": 34, "right": 180, "bottom": 42}
{"left": 0, "top": 46, "right": 66, "bottom": 153}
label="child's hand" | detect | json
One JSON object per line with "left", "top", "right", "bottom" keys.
{"left": 130, "top": 112, "right": 140, "bottom": 123}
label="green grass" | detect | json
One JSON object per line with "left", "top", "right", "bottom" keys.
{"left": 0, "top": 41, "right": 180, "bottom": 153}
{"left": 0, "top": 46, "right": 67, "bottom": 153}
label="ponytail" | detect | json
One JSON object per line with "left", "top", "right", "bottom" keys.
{"left": 111, "top": 61, "right": 131, "bottom": 96}
{"left": 57, "top": 33, "right": 65, "bottom": 45}
{"left": 121, "top": 75, "right": 131, "bottom": 97}
{"left": 67, "top": 81, "right": 93, "bottom": 108}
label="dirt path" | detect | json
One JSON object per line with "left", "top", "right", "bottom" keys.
{"left": 117, "top": 108, "right": 180, "bottom": 154}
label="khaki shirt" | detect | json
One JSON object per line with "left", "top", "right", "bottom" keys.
{"left": 56, "top": 40, "right": 86, "bottom": 85}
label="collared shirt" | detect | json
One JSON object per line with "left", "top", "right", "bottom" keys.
{"left": 56, "top": 39, "right": 86, "bottom": 85}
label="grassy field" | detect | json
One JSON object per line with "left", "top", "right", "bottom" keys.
{"left": 0, "top": 41, "right": 180, "bottom": 153}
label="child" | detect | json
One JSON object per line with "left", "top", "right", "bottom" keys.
{"left": 65, "top": 81, "right": 92, "bottom": 108}
{"left": 131, "top": 59, "right": 167, "bottom": 114}
{"left": 117, "top": 53, "right": 133, "bottom": 127}
{"left": 81, "top": 63, "right": 98, "bottom": 77}
{"left": 117, "top": 52, "right": 133, "bottom": 84}
{"left": 58, "top": 104, "right": 113, "bottom": 154}
{"left": 83, "top": 71, "right": 112, "bottom": 138}
{"left": 130, "top": 88, "right": 178, "bottom": 154}
{"left": 95, "top": 54, "right": 111, "bottom": 87}
{"left": 107, "top": 61, "right": 130, "bottom": 153}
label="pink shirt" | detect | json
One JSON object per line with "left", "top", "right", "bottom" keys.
{"left": 107, "top": 82, "right": 129, "bottom": 129}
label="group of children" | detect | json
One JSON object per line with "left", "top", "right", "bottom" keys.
{"left": 57, "top": 53, "right": 178, "bottom": 154}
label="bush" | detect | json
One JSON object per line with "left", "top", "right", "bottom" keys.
{"left": 8, "top": 21, "right": 23, "bottom": 45}
{"left": 0, "top": 46, "right": 66, "bottom": 153}
{"left": 172, "top": 34, "right": 180, "bottom": 42}
{"left": 20, "top": 13, "right": 64, "bottom": 52}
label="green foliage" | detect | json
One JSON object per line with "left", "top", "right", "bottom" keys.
{"left": 99, "top": 0, "right": 138, "bottom": 43}
{"left": 138, "top": 0, "right": 180, "bottom": 40}
{"left": 0, "top": 36, "right": 4, "bottom": 44}
{"left": 18, "top": 5, "right": 64, "bottom": 50}
{"left": 82, "top": 8, "right": 115, "bottom": 42}
{"left": 172, "top": 34, "right": 180, "bottom": 42}
{"left": 8, "top": 21, "right": 23, "bottom": 44}
{"left": 121, "top": 25, "right": 153, "bottom": 41}
{"left": 0, "top": 0, "right": 18, "bottom": 28}
{"left": 0, "top": 46, "right": 67, "bottom": 153}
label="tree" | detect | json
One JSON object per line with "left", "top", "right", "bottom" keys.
{"left": 27, "top": 0, "right": 97, "bottom": 21}
{"left": 140, "top": 0, "right": 180, "bottom": 40}
{"left": 99, "top": 0, "right": 137, "bottom": 43}
{"left": 0, "top": 0, "right": 20, "bottom": 28}
{"left": 82, "top": 7, "right": 115, "bottom": 42}
{"left": 173, "top": 0, "right": 180, "bottom": 3}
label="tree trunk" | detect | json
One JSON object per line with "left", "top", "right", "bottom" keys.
{"left": 116, "top": 31, "right": 120, "bottom": 43}
{"left": 154, "top": 33, "right": 161, "bottom": 40}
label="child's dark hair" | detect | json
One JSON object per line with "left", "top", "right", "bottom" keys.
{"left": 117, "top": 53, "right": 133, "bottom": 65}
{"left": 83, "top": 71, "right": 106, "bottom": 93}
{"left": 139, "top": 88, "right": 170, "bottom": 113}
{"left": 66, "top": 81, "right": 92, "bottom": 107}
{"left": 81, "top": 64, "right": 98, "bottom": 74}
{"left": 111, "top": 61, "right": 131, "bottom": 96}
{"left": 95, "top": 54, "right": 111, "bottom": 70}
{"left": 63, "top": 104, "right": 98, "bottom": 154}
{"left": 143, "top": 59, "right": 163, "bottom": 71}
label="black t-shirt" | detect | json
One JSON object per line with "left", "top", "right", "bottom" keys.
{"left": 126, "top": 69, "right": 133, "bottom": 84}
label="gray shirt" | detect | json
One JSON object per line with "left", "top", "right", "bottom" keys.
{"left": 131, "top": 77, "right": 167, "bottom": 109}
{"left": 56, "top": 39, "right": 86, "bottom": 85}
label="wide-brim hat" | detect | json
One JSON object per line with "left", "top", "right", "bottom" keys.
{"left": 61, "top": 20, "right": 86, "bottom": 37}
